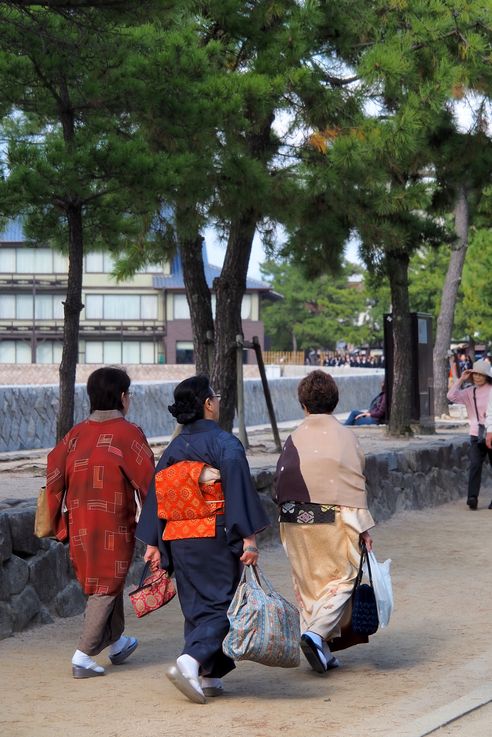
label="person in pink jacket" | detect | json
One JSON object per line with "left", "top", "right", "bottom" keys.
{"left": 447, "top": 359, "right": 492, "bottom": 510}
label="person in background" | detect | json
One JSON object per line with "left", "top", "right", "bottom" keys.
{"left": 45, "top": 367, "right": 155, "bottom": 677}
{"left": 275, "top": 370, "right": 375, "bottom": 674}
{"left": 448, "top": 360, "right": 492, "bottom": 510}
{"left": 344, "top": 381, "right": 386, "bottom": 426}
{"left": 137, "top": 374, "right": 269, "bottom": 704}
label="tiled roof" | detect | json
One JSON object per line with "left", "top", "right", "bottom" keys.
{"left": 152, "top": 249, "right": 270, "bottom": 291}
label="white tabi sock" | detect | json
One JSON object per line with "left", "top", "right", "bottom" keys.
{"left": 72, "top": 649, "right": 105, "bottom": 673}
{"left": 109, "top": 635, "right": 129, "bottom": 656}
{"left": 303, "top": 631, "right": 328, "bottom": 669}
{"left": 177, "top": 653, "right": 200, "bottom": 680}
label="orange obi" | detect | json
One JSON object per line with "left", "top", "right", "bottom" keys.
{"left": 155, "top": 461, "right": 225, "bottom": 541}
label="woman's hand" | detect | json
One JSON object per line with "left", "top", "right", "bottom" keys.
{"left": 460, "top": 369, "right": 472, "bottom": 383}
{"left": 355, "top": 411, "right": 370, "bottom": 420}
{"left": 360, "top": 530, "right": 373, "bottom": 552}
{"left": 144, "top": 545, "right": 161, "bottom": 572}
{"left": 240, "top": 535, "right": 259, "bottom": 566}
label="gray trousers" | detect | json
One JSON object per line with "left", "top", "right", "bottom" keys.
{"left": 78, "top": 593, "right": 125, "bottom": 656}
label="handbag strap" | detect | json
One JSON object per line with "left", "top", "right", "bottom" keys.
{"left": 137, "top": 562, "right": 166, "bottom": 588}
{"left": 355, "top": 543, "right": 374, "bottom": 588}
{"left": 137, "top": 562, "right": 152, "bottom": 588}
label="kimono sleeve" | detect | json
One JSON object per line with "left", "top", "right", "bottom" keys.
{"left": 121, "top": 424, "right": 155, "bottom": 501}
{"left": 135, "top": 451, "right": 173, "bottom": 572}
{"left": 219, "top": 436, "right": 270, "bottom": 544}
{"left": 46, "top": 432, "right": 71, "bottom": 541}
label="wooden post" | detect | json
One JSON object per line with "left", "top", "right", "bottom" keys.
{"left": 253, "top": 336, "right": 282, "bottom": 453}
{"left": 236, "top": 334, "right": 248, "bottom": 449}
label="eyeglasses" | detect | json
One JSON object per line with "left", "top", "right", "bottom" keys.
{"left": 210, "top": 393, "right": 221, "bottom": 400}
{"left": 126, "top": 391, "right": 134, "bottom": 398}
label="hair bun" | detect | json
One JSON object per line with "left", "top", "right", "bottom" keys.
{"left": 168, "top": 395, "right": 203, "bottom": 425}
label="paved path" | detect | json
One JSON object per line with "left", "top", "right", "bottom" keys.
{"left": 1, "top": 496, "right": 491, "bottom": 737}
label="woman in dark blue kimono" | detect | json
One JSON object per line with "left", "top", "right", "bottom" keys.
{"left": 136, "top": 374, "right": 269, "bottom": 704}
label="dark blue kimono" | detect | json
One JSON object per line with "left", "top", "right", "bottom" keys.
{"left": 136, "top": 419, "right": 270, "bottom": 678}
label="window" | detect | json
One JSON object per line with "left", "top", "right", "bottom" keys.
{"left": 0, "top": 249, "right": 15, "bottom": 272}
{"left": 35, "top": 295, "right": 53, "bottom": 320}
{"left": 85, "top": 342, "right": 103, "bottom": 363}
{"left": 85, "top": 295, "right": 104, "bottom": 319}
{"left": 103, "top": 341, "right": 122, "bottom": 363}
{"left": 173, "top": 294, "right": 190, "bottom": 319}
{"left": 241, "top": 294, "right": 252, "bottom": 320}
{"left": 36, "top": 341, "right": 63, "bottom": 363}
{"left": 122, "top": 342, "right": 140, "bottom": 364}
{"left": 140, "top": 342, "right": 156, "bottom": 363}
{"left": 85, "top": 252, "right": 115, "bottom": 273}
{"left": 0, "top": 340, "right": 30, "bottom": 363}
{"left": 0, "top": 295, "right": 15, "bottom": 319}
{"left": 84, "top": 340, "right": 157, "bottom": 364}
{"left": 16, "top": 295, "right": 33, "bottom": 319}
{"left": 84, "top": 294, "right": 158, "bottom": 321}
{"left": 141, "top": 295, "right": 158, "bottom": 319}
{"left": 17, "top": 248, "right": 54, "bottom": 274}
{"left": 176, "top": 341, "right": 194, "bottom": 364}
{"left": 104, "top": 295, "right": 140, "bottom": 320}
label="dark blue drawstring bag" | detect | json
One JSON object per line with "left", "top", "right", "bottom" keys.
{"left": 352, "top": 544, "right": 379, "bottom": 636}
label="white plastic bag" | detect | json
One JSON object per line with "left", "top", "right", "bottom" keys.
{"left": 363, "top": 550, "right": 393, "bottom": 628}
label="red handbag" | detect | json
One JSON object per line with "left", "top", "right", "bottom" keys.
{"left": 129, "top": 563, "right": 176, "bottom": 618}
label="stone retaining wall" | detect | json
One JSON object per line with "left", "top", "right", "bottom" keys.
{"left": 0, "top": 436, "right": 479, "bottom": 640}
{"left": 0, "top": 373, "right": 383, "bottom": 452}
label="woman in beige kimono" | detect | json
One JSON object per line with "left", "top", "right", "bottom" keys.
{"left": 274, "top": 370, "right": 374, "bottom": 673}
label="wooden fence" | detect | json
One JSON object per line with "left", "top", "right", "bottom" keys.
{"left": 262, "top": 351, "right": 305, "bottom": 365}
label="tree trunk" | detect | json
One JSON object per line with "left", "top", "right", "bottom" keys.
{"left": 179, "top": 234, "right": 215, "bottom": 375}
{"left": 432, "top": 185, "right": 469, "bottom": 417}
{"left": 212, "top": 210, "right": 257, "bottom": 432}
{"left": 57, "top": 204, "right": 84, "bottom": 440}
{"left": 387, "top": 251, "right": 413, "bottom": 436}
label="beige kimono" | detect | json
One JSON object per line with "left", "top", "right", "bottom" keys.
{"left": 276, "top": 413, "right": 375, "bottom": 642}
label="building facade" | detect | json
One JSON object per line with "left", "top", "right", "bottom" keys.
{"left": 0, "top": 220, "right": 270, "bottom": 364}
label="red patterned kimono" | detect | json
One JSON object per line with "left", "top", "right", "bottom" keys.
{"left": 46, "top": 414, "right": 154, "bottom": 596}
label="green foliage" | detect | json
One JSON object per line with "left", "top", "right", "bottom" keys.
{"left": 0, "top": 6, "right": 173, "bottom": 257}
{"left": 260, "top": 258, "right": 389, "bottom": 351}
{"left": 461, "top": 228, "right": 492, "bottom": 343}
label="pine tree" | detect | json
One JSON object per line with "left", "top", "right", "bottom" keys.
{"left": 0, "top": 5, "right": 170, "bottom": 437}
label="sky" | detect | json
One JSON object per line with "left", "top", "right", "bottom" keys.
{"left": 205, "top": 228, "right": 361, "bottom": 281}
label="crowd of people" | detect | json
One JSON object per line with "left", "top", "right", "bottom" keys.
{"left": 304, "top": 349, "right": 385, "bottom": 369}
{"left": 43, "top": 357, "right": 490, "bottom": 704}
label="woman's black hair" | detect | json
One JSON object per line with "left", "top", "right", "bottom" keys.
{"left": 87, "top": 367, "right": 130, "bottom": 413}
{"left": 168, "top": 374, "right": 213, "bottom": 425}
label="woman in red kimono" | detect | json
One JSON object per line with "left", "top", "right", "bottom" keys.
{"left": 46, "top": 367, "right": 154, "bottom": 678}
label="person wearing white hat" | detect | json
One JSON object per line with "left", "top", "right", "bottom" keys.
{"left": 447, "top": 359, "right": 492, "bottom": 510}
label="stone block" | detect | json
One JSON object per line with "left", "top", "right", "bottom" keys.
{"left": 29, "top": 544, "right": 70, "bottom": 604}
{"left": 37, "top": 607, "right": 54, "bottom": 625}
{"left": 4, "top": 554, "right": 29, "bottom": 595}
{"left": 11, "top": 585, "right": 42, "bottom": 631}
{"left": 54, "top": 580, "right": 86, "bottom": 618}
{"left": 0, "top": 513, "right": 12, "bottom": 564}
{"left": 0, "top": 601, "right": 13, "bottom": 640}
{"left": 8, "top": 508, "right": 41, "bottom": 556}
{"left": 254, "top": 469, "right": 275, "bottom": 492}
{"left": 0, "top": 565, "right": 10, "bottom": 601}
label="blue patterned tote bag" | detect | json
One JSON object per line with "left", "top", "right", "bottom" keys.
{"left": 222, "top": 565, "right": 300, "bottom": 668}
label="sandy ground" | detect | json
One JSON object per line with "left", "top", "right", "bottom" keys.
{"left": 1, "top": 494, "right": 492, "bottom": 737}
